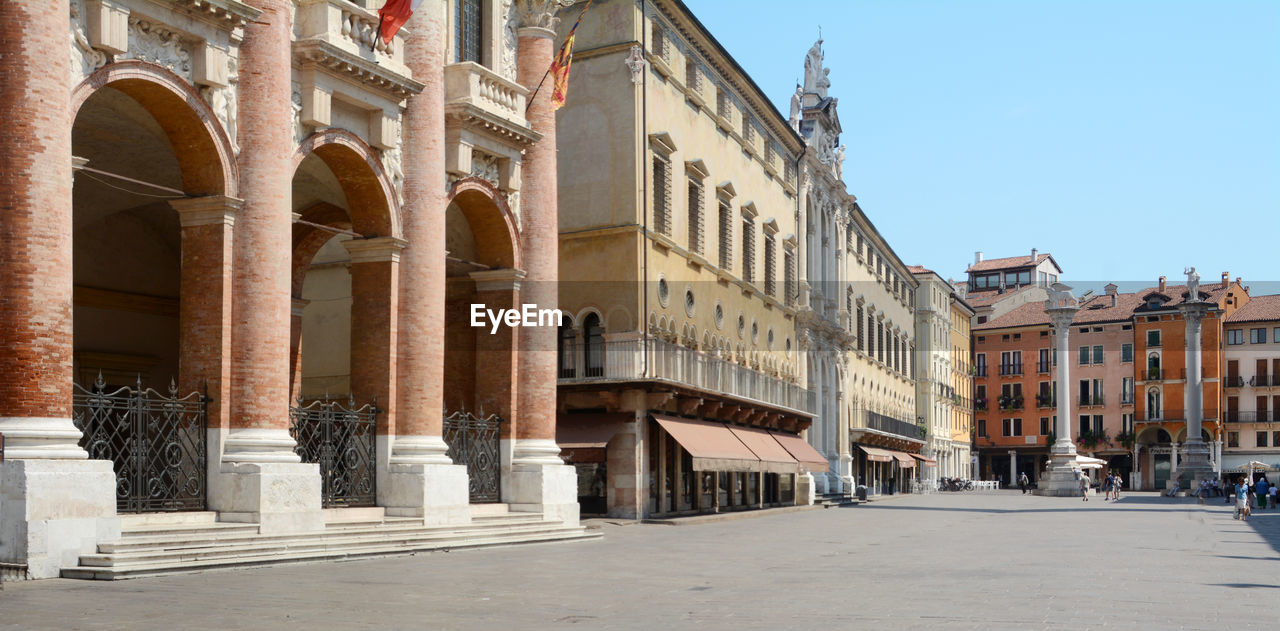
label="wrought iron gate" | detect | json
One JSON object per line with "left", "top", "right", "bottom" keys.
{"left": 443, "top": 410, "right": 502, "bottom": 503}
{"left": 289, "top": 397, "right": 378, "bottom": 507}
{"left": 72, "top": 375, "right": 207, "bottom": 513}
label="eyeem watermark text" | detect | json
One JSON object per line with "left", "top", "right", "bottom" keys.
{"left": 471, "top": 304, "right": 563, "bottom": 334}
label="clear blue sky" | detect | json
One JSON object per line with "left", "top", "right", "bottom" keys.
{"left": 683, "top": 0, "right": 1280, "bottom": 294}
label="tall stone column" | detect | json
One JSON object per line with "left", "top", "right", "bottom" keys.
{"left": 1038, "top": 285, "right": 1082, "bottom": 496}
{"left": 1008, "top": 450, "right": 1017, "bottom": 489}
{"left": 507, "top": 0, "right": 578, "bottom": 525}
{"left": 384, "top": 1, "right": 470, "bottom": 523}
{"left": 837, "top": 390, "right": 852, "bottom": 492}
{"left": 1178, "top": 280, "right": 1214, "bottom": 487}
{"left": 0, "top": 0, "right": 119, "bottom": 578}
{"left": 213, "top": 0, "right": 323, "bottom": 533}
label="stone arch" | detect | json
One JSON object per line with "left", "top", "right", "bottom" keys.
{"left": 574, "top": 306, "right": 605, "bottom": 328}
{"left": 296, "top": 128, "right": 401, "bottom": 239}
{"left": 72, "top": 60, "right": 237, "bottom": 197}
{"left": 448, "top": 177, "right": 521, "bottom": 270}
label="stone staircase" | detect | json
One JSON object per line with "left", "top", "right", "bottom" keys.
{"left": 62, "top": 506, "right": 600, "bottom": 580}
{"left": 812, "top": 492, "right": 858, "bottom": 508}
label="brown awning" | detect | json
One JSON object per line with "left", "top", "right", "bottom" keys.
{"left": 770, "top": 431, "right": 830, "bottom": 473}
{"left": 557, "top": 413, "right": 628, "bottom": 449}
{"left": 859, "top": 445, "right": 895, "bottom": 463}
{"left": 911, "top": 454, "right": 937, "bottom": 467}
{"left": 653, "top": 414, "right": 759, "bottom": 472}
{"left": 892, "top": 452, "right": 916, "bottom": 468}
{"left": 726, "top": 426, "right": 798, "bottom": 474}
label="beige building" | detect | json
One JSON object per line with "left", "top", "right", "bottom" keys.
{"left": 949, "top": 294, "right": 977, "bottom": 479}
{"left": 1221, "top": 294, "right": 1280, "bottom": 473}
{"left": 552, "top": 0, "right": 821, "bottom": 519}
{"left": 911, "top": 266, "right": 974, "bottom": 482}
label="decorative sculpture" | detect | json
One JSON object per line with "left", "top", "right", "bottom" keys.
{"left": 1185, "top": 266, "right": 1199, "bottom": 300}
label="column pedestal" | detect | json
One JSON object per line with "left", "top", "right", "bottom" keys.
{"left": 509, "top": 439, "right": 579, "bottom": 526}
{"left": 0, "top": 458, "right": 120, "bottom": 579}
{"left": 211, "top": 429, "right": 324, "bottom": 533}
{"left": 382, "top": 435, "right": 470, "bottom": 523}
{"left": 1038, "top": 442, "right": 1087, "bottom": 496}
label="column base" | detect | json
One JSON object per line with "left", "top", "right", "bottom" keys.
{"left": 0, "top": 459, "right": 120, "bottom": 579}
{"left": 1034, "top": 463, "right": 1089, "bottom": 497}
{"left": 507, "top": 462, "right": 579, "bottom": 527}
{"left": 209, "top": 462, "right": 325, "bottom": 534}
{"left": 382, "top": 463, "right": 472, "bottom": 525}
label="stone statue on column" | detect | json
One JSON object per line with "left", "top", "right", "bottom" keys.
{"left": 1185, "top": 266, "right": 1200, "bottom": 300}
{"left": 803, "top": 39, "right": 823, "bottom": 94}
{"left": 1036, "top": 283, "right": 1085, "bottom": 496}
{"left": 788, "top": 84, "right": 803, "bottom": 131}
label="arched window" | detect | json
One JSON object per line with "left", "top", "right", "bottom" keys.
{"left": 584, "top": 313, "right": 605, "bottom": 378}
{"left": 558, "top": 322, "right": 577, "bottom": 379}
{"left": 1147, "top": 388, "right": 1162, "bottom": 420}
{"left": 1147, "top": 353, "right": 1161, "bottom": 380}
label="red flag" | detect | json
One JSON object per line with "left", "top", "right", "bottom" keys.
{"left": 549, "top": 0, "right": 593, "bottom": 110}
{"left": 376, "top": 0, "right": 423, "bottom": 47}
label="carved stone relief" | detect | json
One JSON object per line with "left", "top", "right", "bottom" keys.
{"left": 70, "top": 0, "right": 109, "bottom": 83}
{"left": 500, "top": 0, "right": 518, "bottom": 82}
{"left": 125, "top": 16, "right": 193, "bottom": 80}
{"left": 199, "top": 55, "right": 239, "bottom": 152}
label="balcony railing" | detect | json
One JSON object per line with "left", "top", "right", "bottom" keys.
{"left": 558, "top": 337, "right": 814, "bottom": 414}
{"left": 999, "top": 364, "right": 1023, "bottom": 377}
{"left": 1078, "top": 395, "right": 1105, "bottom": 407}
{"left": 296, "top": 0, "right": 407, "bottom": 68}
{"left": 1037, "top": 362, "right": 1051, "bottom": 374}
{"left": 1225, "top": 411, "right": 1277, "bottom": 423}
{"left": 1143, "top": 368, "right": 1166, "bottom": 381}
{"left": 975, "top": 366, "right": 988, "bottom": 377}
{"left": 1036, "top": 394, "right": 1055, "bottom": 409}
{"left": 444, "top": 62, "right": 530, "bottom": 128}
{"left": 1249, "top": 375, "right": 1276, "bottom": 387}
{"left": 1225, "top": 376, "right": 1244, "bottom": 388}
{"left": 998, "top": 396, "right": 1024, "bottom": 411}
{"left": 1147, "top": 338, "right": 1162, "bottom": 348}
{"left": 863, "top": 411, "right": 926, "bottom": 440}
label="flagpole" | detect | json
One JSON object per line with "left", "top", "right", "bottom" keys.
{"left": 525, "top": 0, "right": 593, "bottom": 113}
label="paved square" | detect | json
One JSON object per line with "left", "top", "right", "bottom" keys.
{"left": 2, "top": 492, "right": 1278, "bottom": 630}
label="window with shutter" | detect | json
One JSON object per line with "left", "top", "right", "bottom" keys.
{"left": 687, "top": 178, "right": 703, "bottom": 253}
{"left": 718, "top": 199, "right": 732, "bottom": 269}
{"left": 742, "top": 217, "right": 755, "bottom": 284}
{"left": 653, "top": 156, "right": 671, "bottom": 235}
{"left": 764, "top": 233, "right": 776, "bottom": 297}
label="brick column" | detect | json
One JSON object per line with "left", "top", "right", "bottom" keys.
{"left": 507, "top": 0, "right": 578, "bottom": 525}
{"left": 343, "top": 237, "right": 405, "bottom": 431}
{"left": 171, "top": 196, "right": 240, "bottom": 486}
{"left": 382, "top": 2, "right": 470, "bottom": 522}
{"left": 0, "top": 0, "right": 119, "bottom": 579}
{"left": 288, "top": 297, "right": 310, "bottom": 403}
{"left": 212, "top": 0, "right": 323, "bottom": 532}
{"left": 470, "top": 270, "right": 525, "bottom": 423}
{"left": 513, "top": 1, "right": 566, "bottom": 466}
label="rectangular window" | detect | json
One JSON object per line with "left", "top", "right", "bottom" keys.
{"left": 651, "top": 23, "right": 668, "bottom": 61}
{"left": 856, "top": 306, "right": 865, "bottom": 351}
{"left": 877, "top": 321, "right": 885, "bottom": 364}
{"left": 684, "top": 57, "right": 701, "bottom": 94}
{"left": 1122, "top": 377, "right": 1134, "bottom": 404}
{"left": 978, "top": 419, "right": 987, "bottom": 437}
{"left": 1079, "top": 345, "right": 1090, "bottom": 365}
{"left": 652, "top": 156, "right": 671, "bottom": 236}
{"left": 455, "top": 0, "right": 483, "bottom": 63}
{"left": 784, "top": 249, "right": 796, "bottom": 306}
{"left": 717, "top": 199, "right": 732, "bottom": 269}
{"left": 1079, "top": 379, "right": 1089, "bottom": 405}
{"left": 764, "top": 233, "right": 776, "bottom": 297}
{"left": 1093, "top": 414, "right": 1104, "bottom": 432}
{"left": 1275, "top": 327, "right": 1280, "bottom": 343}
{"left": 1093, "top": 379, "right": 1104, "bottom": 405}
{"left": 1079, "top": 414, "right": 1091, "bottom": 435}
{"left": 1040, "top": 417, "right": 1049, "bottom": 436}
{"left": 1250, "top": 328, "right": 1267, "bottom": 344}
{"left": 1228, "top": 432, "right": 1239, "bottom": 448}
{"left": 1003, "top": 418, "right": 1013, "bottom": 437}
{"left": 975, "top": 353, "right": 986, "bottom": 376}
{"left": 1038, "top": 348, "right": 1050, "bottom": 373}
{"left": 1122, "top": 413, "right": 1134, "bottom": 434}
{"left": 1093, "top": 345, "right": 1104, "bottom": 365}
{"left": 1147, "top": 329, "right": 1161, "bottom": 347}
{"left": 1121, "top": 343, "right": 1133, "bottom": 363}
{"left": 741, "top": 217, "right": 755, "bottom": 284}
{"left": 1227, "top": 329, "right": 1243, "bottom": 345}
{"left": 741, "top": 114, "right": 755, "bottom": 145}
{"left": 686, "top": 177, "right": 703, "bottom": 253}
{"left": 867, "top": 314, "right": 875, "bottom": 357}
{"left": 1258, "top": 432, "right": 1269, "bottom": 448}
{"left": 1014, "top": 418, "right": 1022, "bottom": 436}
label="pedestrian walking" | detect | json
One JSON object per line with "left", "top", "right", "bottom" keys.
{"left": 1256, "top": 477, "right": 1269, "bottom": 509}
{"left": 1113, "top": 473, "right": 1122, "bottom": 500}
{"left": 1235, "top": 478, "right": 1250, "bottom": 521}
{"left": 1018, "top": 472, "right": 1029, "bottom": 494}
{"left": 1269, "top": 484, "right": 1277, "bottom": 511}
{"left": 1079, "top": 474, "right": 1089, "bottom": 502}
{"left": 1103, "top": 474, "right": 1113, "bottom": 500}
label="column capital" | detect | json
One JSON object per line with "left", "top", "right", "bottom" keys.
{"left": 470, "top": 268, "right": 527, "bottom": 292}
{"left": 342, "top": 236, "right": 408, "bottom": 263}
{"left": 291, "top": 297, "right": 311, "bottom": 318}
{"left": 515, "top": 0, "right": 574, "bottom": 32}
{"left": 170, "top": 195, "right": 243, "bottom": 227}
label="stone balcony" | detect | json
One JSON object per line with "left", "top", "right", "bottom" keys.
{"left": 293, "top": 0, "right": 421, "bottom": 107}
{"left": 443, "top": 62, "right": 537, "bottom": 145}
{"left": 296, "top": 0, "right": 407, "bottom": 71}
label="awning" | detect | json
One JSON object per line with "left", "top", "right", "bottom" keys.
{"left": 653, "top": 414, "right": 759, "bottom": 472}
{"left": 892, "top": 452, "right": 916, "bottom": 468}
{"left": 859, "top": 445, "right": 895, "bottom": 463}
{"left": 770, "top": 431, "right": 830, "bottom": 473}
{"left": 557, "top": 413, "right": 628, "bottom": 449}
{"left": 727, "top": 426, "right": 799, "bottom": 474}
{"left": 911, "top": 454, "right": 937, "bottom": 467}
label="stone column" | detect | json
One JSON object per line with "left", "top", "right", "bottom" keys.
{"left": 0, "top": 1, "right": 118, "bottom": 578}
{"left": 508, "top": 0, "right": 578, "bottom": 526}
{"left": 837, "top": 391, "right": 852, "bottom": 493}
{"left": 384, "top": 1, "right": 470, "bottom": 523}
{"left": 214, "top": 0, "right": 323, "bottom": 533}
{"left": 1038, "top": 287, "right": 1082, "bottom": 496}
{"left": 1179, "top": 296, "right": 1214, "bottom": 486}
{"left": 172, "top": 196, "right": 240, "bottom": 500}
{"left": 1008, "top": 450, "right": 1017, "bottom": 489}
{"left": 796, "top": 171, "right": 810, "bottom": 306}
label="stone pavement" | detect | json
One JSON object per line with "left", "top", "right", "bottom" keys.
{"left": 2, "top": 491, "right": 1278, "bottom": 630}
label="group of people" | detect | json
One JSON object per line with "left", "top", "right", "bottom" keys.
{"left": 1228, "top": 475, "right": 1275, "bottom": 521}
{"left": 1077, "top": 471, "right": 1123, "bottom": 501}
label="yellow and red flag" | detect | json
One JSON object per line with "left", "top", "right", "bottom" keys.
{"left": 549, "top": 0, "right": 593, "bottom": 110}
{"left": 375, "top": 0, "right": 423, "bottom": 47}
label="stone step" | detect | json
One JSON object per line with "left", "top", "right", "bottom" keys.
{"left": 118, "top": 512, "right": 219, "bottom": 529}
{"left": 94, "top": 521, "right": 580, "bottom": 559}
{"left": 120, "top": 522, "right": 263, "bottom": 538}
{"left": 103, "top": 515, "right": 552, "bottom": 552}
{"left": 63, "top": 529, "right": 602, "bottom": 580}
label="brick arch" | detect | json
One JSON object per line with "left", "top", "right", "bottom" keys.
{"left": 290, "top": 202, "right": 353, "bottom": 298}
{"left": 448, "top": 177, "right": 521, "bottom": 270}
{"left": 72, "top": 60, "right": 237, "bottom": 197}
{"left": 295, "top": 128, "right": 401, "bottom": 239}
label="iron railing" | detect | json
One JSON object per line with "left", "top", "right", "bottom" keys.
{"left": 1225, "top": 411, "right": 1276, "bottom": 423}
{"left": 558, "top": 337, "right": 814, "bottom": 414}
{"left": 443, "top": 410, "right": 502, "bottom": 503}
{"left": 290, "top": 396, "right": 378, "bottom": 507}
{"left": 863, "top": 411, "right": 926, "bottom": 440}
{"left": 1224, "top": 376, "right": 1244, "bottom": 388}
{"left": 999, "top": 364, "right": 1023, "bottom": 376}
{"left": 1249, "top": 375, "right": 1276, "bottom": 387}
{"left": 72, "top": 375, "right": 207, "bottom": 513}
